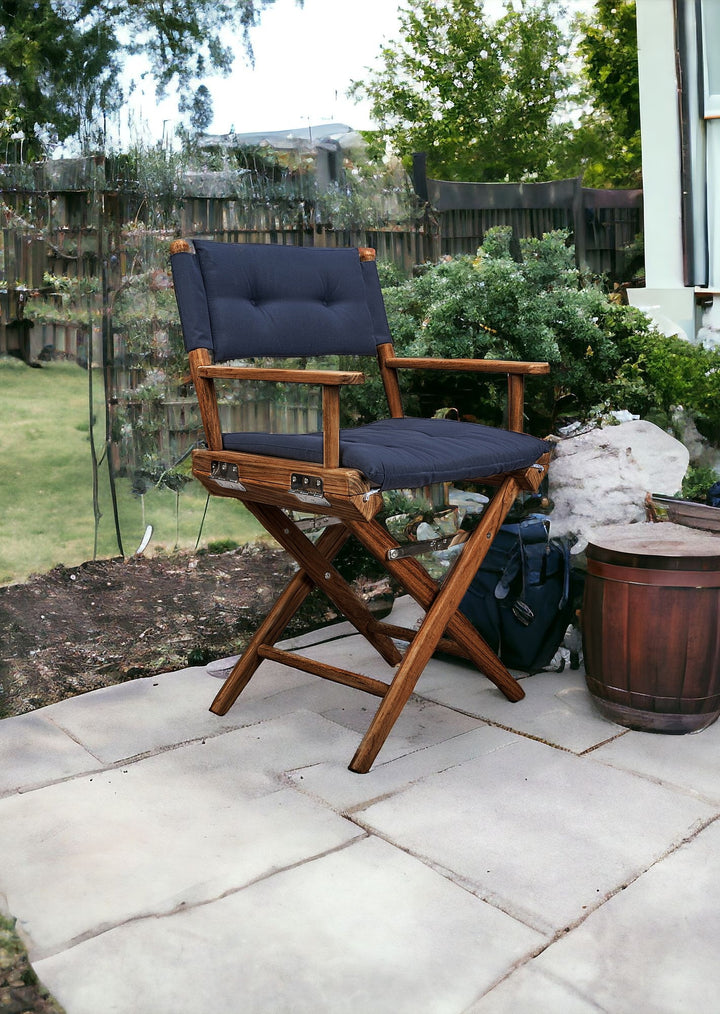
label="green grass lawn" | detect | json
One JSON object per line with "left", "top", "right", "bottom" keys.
{"left": 0, "top": 357, "right": 266, "bottom": 585}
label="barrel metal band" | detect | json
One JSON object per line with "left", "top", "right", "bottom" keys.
{"left": 587, "top": 557, "right": 720, "bottom": 588}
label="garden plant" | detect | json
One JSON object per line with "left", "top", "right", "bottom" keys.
{"left": 341, "top": 228, "right": 720, "bottom": 461}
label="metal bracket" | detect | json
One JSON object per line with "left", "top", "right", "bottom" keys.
{"left": 293, "top": 514, "right": 342, "bottom": 532}
{"left": 210, "top": 460, "right": 247, "bottom": 491}
{"left": 289, "top": 473, "right": 330, "bottom": 506}
{"left": 387, "top": 533, "right": 463, "bottom": 561}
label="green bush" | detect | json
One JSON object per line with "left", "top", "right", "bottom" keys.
{"left": 340, "top": 227, "right": 720, "bottom": 442}
{"left": 681, "top": 465, "right": 720, "bottom": 503}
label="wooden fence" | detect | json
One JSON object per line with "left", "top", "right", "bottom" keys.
{"left": 118, "top": 384, "right": 324, "bottom": 475}
{"left": 0, "top": 192, "right": 431, "bottom": 363}
{"left": 0, "top": 155, "right": 644, "bottom": 473}
{"left": 0, "top": 154, "right": 643, "bottom": 325}
{"left": 412, "top": 153, "right": 644, "bottom": 280}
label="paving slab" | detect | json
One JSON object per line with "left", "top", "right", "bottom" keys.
{"left": 203, "top": 617, "right": 360, "bottom": 677}
{"left": 527, "top": 816, "right": 720, "bottom": 1014}
{"left": 39, "top": 662, "right": 316, "bottom": 764}
{"left": 0, "top": 712, "right": 363, "bottom": 957}
{"left": 418, "top": 664, "right": 625, "bottom": 754}
{"left": 376, "top": 593, "right": 424, "bottom": 631}
{"left": 466, "top": 964, "right": 605, "bottom": 1013}
{"left": 289, "top": 633, "right": 485, "bottom": 761}
{"left": 294, "top": 630, "right": 397, "bottom": 681}
{"left": 354, "top": 736, "right": 715, "bottom": 935}
{"left": 277, "top": 618, "right": 358, "bottom": 649}
{"left": 0, "top": 711, "right": 99, "bottom": 796}
{"left": 33, "top": 836, "right": 543, "bottom": 1014}
{"left": 287, "top": 724, "right": 518, "bottom": 813}
{"left": 381, "top": 596, "right": 624, "bottom": 755}
{"left": 588, "top": 718, "right": 720, "bottom": 805}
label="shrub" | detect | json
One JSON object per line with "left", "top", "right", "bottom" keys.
{"left": 340, "top": 227, "right": 720, "bottom": 442}
{"left": 681, "top": 465, "right": 720, "bottom": 503}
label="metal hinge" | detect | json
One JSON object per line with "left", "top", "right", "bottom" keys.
{"left": 289, "top": 473, "right": 330, "bottom": 506}
{"left": 210, "top": 460, "right": 246, "bottom": 491}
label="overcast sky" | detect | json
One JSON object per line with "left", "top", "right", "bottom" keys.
{"left": 119, "top": 0, "right": 597, "bottom": 146}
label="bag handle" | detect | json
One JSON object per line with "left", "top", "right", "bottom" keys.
{"left": 494, "top": 516, "right": 550, "bottom": 601}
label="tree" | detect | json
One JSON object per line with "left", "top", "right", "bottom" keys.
{"left": 552, "top": 0, "right": 641, "bottom": 187}
{"left": 0, "top": 0, "right": 121, "bottom": 158}
{"left": 187, "top": 86, "right": 214, "bottom": 135}
{"left": 578, "top": 0, "right": 639, "bottom": 148}
{"left": 0, "top": 0, "right": 281, "bottom": 158}
{"left": 350, "top": 0, "right": 573, "bottom": 183}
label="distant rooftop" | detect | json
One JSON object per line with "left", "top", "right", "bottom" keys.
{"left": 199, "top": 123, "right": 365, "bottom": 153}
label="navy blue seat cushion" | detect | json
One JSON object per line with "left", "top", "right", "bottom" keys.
{"left": 181, "top": 241, "right": 381, "bottom": 360}
{"left": 222, "top": 417, "right": 550, "bottom": 491}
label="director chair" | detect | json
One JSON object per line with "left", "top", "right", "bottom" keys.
{"left": 170, "top": 239, "right": 551, "bottom": 772}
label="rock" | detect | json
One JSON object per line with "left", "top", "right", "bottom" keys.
{"left": 547, "top": 420, "right": 689, "bottom": 555}
{"left": 670, "top": 407, "right": 720, "bottom": 472}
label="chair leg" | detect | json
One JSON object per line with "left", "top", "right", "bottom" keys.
{"left": 210, "top": 522, "right": 350, "bottom": 715}
{"left": 350, "top": 519, "right": 523, "bottom": 702}
{"left": 349, "top": 477, "right": 523, "bottom": 773}
{"left": 212, "top": 476, "right": 527, "bottom": 772}
{"left": 245, "top": 501, "right": 402, "bottom": 668}
{"left": 347, "top": 477, "right": 525, "bottom": 704}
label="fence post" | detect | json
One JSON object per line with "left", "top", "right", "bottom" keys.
{"left": 412, "top": 152, "right": 429, "bottom": 203}
{"left": 572, "top": 176, "right": 588, "bottom": 273}
{"left": 412, "top": 152, "right": 441, "bottom": 263}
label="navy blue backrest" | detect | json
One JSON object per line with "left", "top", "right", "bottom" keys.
{"left": 171, "top": 240, "right": 390, "bottom": 361}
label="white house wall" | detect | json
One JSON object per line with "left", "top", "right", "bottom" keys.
{"left": 628, "top": 0, "right": 695, "bottom": 339}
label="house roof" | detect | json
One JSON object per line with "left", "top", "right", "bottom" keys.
{"left": 199, "top": 123, "right": 364, "bottom": 153}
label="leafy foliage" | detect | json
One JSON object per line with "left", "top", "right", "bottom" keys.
{"left": 350, "top": 0, "right": 573, "bottom": 182}
{"left": 558, "top": 0, "right": 642, "bottom": 187}
{"left": 186, "top": 85, "right": 214, "bottom": 135}
{"left": 351, "top": 0, "right": 642, "bottom": 189}
{"left": 578, "top": 0, "right": 640, "bottom": 144}
{"left": 25, "top": 273, "right": 101, "bottom": 329}
{"left": 112, "top": 265, "right": 186, "bottom": 377}
{"left": 681, "top": 465, "right": 720, "bottom": 503}
{"left": 0, "top": 0, "right": 281, "bottom": 156}
{"left": 342, "top": 228, "right": 720, "bottom": 444}
{"left": 0, "top": 0, "right": 121, "bottom": 158}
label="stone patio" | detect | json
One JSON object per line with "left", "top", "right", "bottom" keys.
{"left": 1, "top": 597, "right": 719, "bottom": 1013}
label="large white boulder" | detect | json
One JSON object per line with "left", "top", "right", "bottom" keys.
{"left": 547, "top": 420, "right": 689, "bottom": 554}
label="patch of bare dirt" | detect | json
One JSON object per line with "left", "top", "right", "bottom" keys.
{"left": 0, "top": 543, "right": 343, "bottom": 718}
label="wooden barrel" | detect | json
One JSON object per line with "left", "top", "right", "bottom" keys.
{"left": 582, "top": 522, "right": 720, "bottom": 733}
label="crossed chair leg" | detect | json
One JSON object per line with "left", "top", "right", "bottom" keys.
{"left": 210, "top": 476, "right": 525, "bottom": 773}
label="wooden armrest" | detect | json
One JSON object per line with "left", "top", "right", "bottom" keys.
{"left": 191, "top": 357, "right": 359, "bottom": 468}
{"left": 383, "top": 357, "right": 550, "bottom": 375}
{"left": 195, "top": 366, "right": 365, "bottom": 385}
{"left": 379, "top": 352, "right": 549, "bottom": 433}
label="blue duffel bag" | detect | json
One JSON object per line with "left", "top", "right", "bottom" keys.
{"left": 459, "top": 514, "right": 573, "bottom": 672}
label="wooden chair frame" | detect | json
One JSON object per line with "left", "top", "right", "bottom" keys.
{"left": 171, "top": 240, "right": 550, "bottom": 772}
